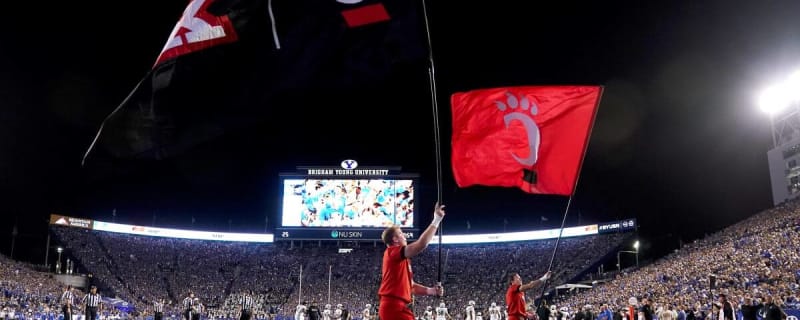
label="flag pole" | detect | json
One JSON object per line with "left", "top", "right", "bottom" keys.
{"left": 536, "top": 87, "right": 604, "bottom": 306}
{"left": 328, "top": 265, "right": 332, "bottom": 305}
{"left": 535, "top": 195, "right": 572, "bottom": 306}
{"left": 298, "top": 265, "right": 303, "bottom": 305}
{"left": 420, "top": 0, "right": 444, "bottom": 289}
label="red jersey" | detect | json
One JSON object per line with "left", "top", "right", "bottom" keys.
{"left": 506, "top": 283, "right": 526, "bottom": 317}
{"left": 628, "top": 306, "right": 636, "bottom": 320}
{"left": 378, "top": 245, "right": 413, "bottom": 303}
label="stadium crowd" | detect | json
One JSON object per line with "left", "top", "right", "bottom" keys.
{"left": 0, "top": 198, "right": 796, "bottom": 320}
{"left": 552, "top": 200, "right": 800, "bottom": 320}
{"left": 0, "top": 254, "right": 132, "bottom": 320}
{"left": 45, "top": 227, "right": 624, "bottom": 320}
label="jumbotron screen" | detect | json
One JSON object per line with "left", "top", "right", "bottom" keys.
{"left": 281, "top": 178, "right": 415, "bottom": 228}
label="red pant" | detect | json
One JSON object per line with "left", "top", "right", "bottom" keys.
{"left": 379, "top": 297, "right": 414, "bottom": 320}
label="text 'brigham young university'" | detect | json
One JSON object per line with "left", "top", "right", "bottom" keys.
{"left": 306, "top": 169, "right": 390, "bottom": 176}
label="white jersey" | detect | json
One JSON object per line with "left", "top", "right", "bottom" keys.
{"left": 477, "top": 314, "right": 484, "bottom": 320}
{"left": 362, "top": 308, "right": 372, "bottom": 320}
{"left": 435, "top": 307, "right": 449, "bottom": 320}
{"left": 323, "top": 309, "right": 332, "bottom": 320}
{"left": 549, "top": 309, "right": 559, "bottom": 320}
{"left": 465, "top": 306, "right": 476, "bottom": 320}
{"left": 489, "top": 307, "right": 502, "bottom": 320}
{"left": 295, "top": 305, "right": 307, "bottom": 320}
{"left": 424, "top": 310, "right": 434, "bottom": 320}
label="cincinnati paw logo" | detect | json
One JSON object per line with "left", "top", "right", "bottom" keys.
{"left": 495, "top": 92, "right": 541, "bottom": 166}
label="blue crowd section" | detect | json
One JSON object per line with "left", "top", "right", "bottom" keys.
{"left": 4, "top": 198, "right": 800, "bottom": 320}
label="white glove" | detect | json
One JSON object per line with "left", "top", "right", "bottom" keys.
{"left": 431, "top": 215, "right": 444, "bottom": 228}
{"left": 431, "top": 203, "right": 445, "bottom": 227}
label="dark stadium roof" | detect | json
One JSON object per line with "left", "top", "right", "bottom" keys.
{"left": 2, "top": 0, "right": 799, "bottom": 265}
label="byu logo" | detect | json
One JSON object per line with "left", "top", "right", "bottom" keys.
{"left": 787, "top": 316, "right": 797, "bottom": 320}
{"left": 495, "top": 92, "right": 541, "bottom": 166}
{"left": 341, "top": 159, "right": 358, "bottom": 169}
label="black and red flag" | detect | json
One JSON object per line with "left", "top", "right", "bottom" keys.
{"left": 83, "top": 0, "right": 426, "bottom": 164}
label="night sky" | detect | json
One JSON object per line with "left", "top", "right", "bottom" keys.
{"left": 2, "top": 0, "right": 799, "bottom": 265}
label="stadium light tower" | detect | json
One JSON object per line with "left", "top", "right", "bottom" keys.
{"left": 760, "top": 69, "right": 800, "bottom": 205}
{"left": 616, "top": 240, "right": 640, "bottom": 272}
{"left": 56, "top": 247, "right": 63, "bottom": 274}
{"left": 760, "top": 70, "right": 800, "bottom": 147}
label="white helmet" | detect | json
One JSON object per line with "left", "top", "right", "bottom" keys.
{"left": 477, "top": 312, "right": 482, "bottom": 316}
{"left": 491, "top": 302, "right": 497, "bottom": 307}
{"left": 325, "top": 304, "right": 331, "bottom": 309}
{"left": 439, "top": 302, "right": 446, "bottom": 308}
{"left": 426, "top": 306, "right": 432, "bottom": 310}
{"left": 559, "top": 307, "right": 568, "bottom": 313}
{"left": 337, "top": 304, "right": 343, "bottom": 309}
{"left": 469, "top": 301, "right": 475, "bottom": 306}
{"left": 366, "top": 304, "right": 371, "bottom": 308}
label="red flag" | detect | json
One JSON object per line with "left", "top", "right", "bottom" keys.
{"left": 450, "top": 86, "right": 602, "bottom": 196}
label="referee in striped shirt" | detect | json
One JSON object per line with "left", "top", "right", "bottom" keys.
{"left": 183, "top": 291, "right": 198, "bottom": 320}
{"left": 82, "top": 286, "right": 102, "bottom": 320}
{"left": 61, "top": 285, "right": 75, "bottom": 320}
{"left": 239, "top": 290, "right": 255, "bottom": 320}
{"left": 154, "top": 299, "right": 165, "bottom": 320}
